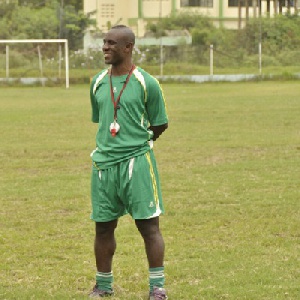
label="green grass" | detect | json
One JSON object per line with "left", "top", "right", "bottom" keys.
{"left": 1, "top": 82, "right": 300, "bottom": 299}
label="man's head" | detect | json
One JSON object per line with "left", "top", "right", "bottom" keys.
{"left": 102, "top": 25, "right": 135, "bottom": 66}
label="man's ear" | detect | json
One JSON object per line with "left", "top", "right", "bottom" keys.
{"left": 125, "top": 42, "right": 134, "bottom": 52}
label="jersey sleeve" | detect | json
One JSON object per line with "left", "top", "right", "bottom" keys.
{"left": 90, "top": 77, "right": 99, "bottom": 123}
{"left": 146, "top": 76, "right": 168, "bottom": 126}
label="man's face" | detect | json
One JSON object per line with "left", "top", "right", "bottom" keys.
{"left": 102, "top": 29, "right": 128, "bottom": 65}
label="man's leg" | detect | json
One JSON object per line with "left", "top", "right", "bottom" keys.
{"left": 135, "top": 217, "right": 167, "bottom": 299}
{"left": 135, "top": 217, "right": 165, "bottom": 268}
{"left": 94, "top": 220, "right": 118, "bottom": 272}
{"left": 90, "top": 220, "right": 118, "bottom": 297}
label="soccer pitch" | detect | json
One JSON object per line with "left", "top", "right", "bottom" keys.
{"left": 0, "top": 82, "right": 299, "bottom": 299}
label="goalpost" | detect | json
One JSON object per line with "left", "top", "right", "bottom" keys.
{"left": 0, "top": 39, "right": 69, "bottom": 88}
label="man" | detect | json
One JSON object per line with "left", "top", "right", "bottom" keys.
{"left": 89, "top": 25, "right": 169, "bottom": 300}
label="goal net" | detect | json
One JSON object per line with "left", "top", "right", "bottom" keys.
{"left": 0, "top": 39, "right": 69, "bottom": 88}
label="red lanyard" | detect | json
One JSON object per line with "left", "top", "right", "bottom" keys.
{"left": 109, "top": 65, "right": 135, "bottom": 121}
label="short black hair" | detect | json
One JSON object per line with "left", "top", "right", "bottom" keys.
{"left": 111, "top": 25, "right": 135, "bottom": 45}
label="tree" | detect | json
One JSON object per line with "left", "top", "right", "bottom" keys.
{"left": 0, "top": 1, "right": 95, "bottom": 50}
{"left": 240, "top": 15, "right": 300, "bottom": 55}
{"left": 59, "top": 4, "right": 95, "bottom": 49}
{"left": 147, "top": 12, "right": 214, "bottom": 35}
{"left": 16, "top": 0, "right": 82, "bottom": 11}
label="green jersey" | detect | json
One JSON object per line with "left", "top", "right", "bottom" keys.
{"left": 90, "top": 66, "right": 168, "bottom": 170}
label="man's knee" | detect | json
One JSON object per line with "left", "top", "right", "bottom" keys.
{"left": 135, "top": 217, "right": 161, "bottom": 239}
{"left": 95, "top": 220, "right": 118, "bottom": 237}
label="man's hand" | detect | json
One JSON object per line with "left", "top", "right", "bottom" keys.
{"left": 149, "top": 123, "right": 168, "bottom": 141}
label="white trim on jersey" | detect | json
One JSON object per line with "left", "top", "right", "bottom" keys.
{"left": 93, "top": 69, "right": 108, "bottom": 95}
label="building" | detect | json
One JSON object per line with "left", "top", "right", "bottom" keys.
{"left": 84, "top": 0, "right": 299, "bottom": 37}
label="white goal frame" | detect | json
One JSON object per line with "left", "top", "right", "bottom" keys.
{"left": 0, "top": 39, "right": 69, "bottom": 88}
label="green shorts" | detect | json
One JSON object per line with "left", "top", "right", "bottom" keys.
{"left": 90, "top": 150, "right": 165, "bottom": 222}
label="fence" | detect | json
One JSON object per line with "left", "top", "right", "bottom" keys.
{"left": 0, "top": 38, "right": 300, "bottom": 85}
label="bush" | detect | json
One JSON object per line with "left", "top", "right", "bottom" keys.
{"left": 277, "top": 51, "right": 300, "bottom": 66}
{"left": 69, "top": 49, "right": 105, "bottom": 69}
{"left": 3, "top": 50, "right": 32, "bottom": 68}
{"left": 261, "top": 55, "right": 281, "bottom": 67}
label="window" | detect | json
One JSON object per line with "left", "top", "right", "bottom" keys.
{"left": 101, "top": 3, "right": 115, "bottom": 18}
{"left": 284, "top": 0, "right": 296, "bottom": 7}
{"left": 181, "top": 0, "right": 214, "bottom": 8}
{"left": 228, "top": 0, "right": 253, "bottom": 7}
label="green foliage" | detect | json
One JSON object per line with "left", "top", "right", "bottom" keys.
{"left": 0, "top": 1, "right": 94, "bottom": 50}
{"left": 277, "top": 50, "right": 300, "bottom": 66}
{"left": 69, "top": 49, "right": 105, "bottom": 70}
{"left": 0, "top": 49, "right": 31, "bottom": 68}
{"left": 60, "top": 4, "right": 94, "bottom": 49}
{"left": 63, "top": 0, "right": 83, "bottom": 11}
{"left": 17, "top": 0, "right": 83, "bottom": 10}
{"left": 0, "top": 1, "right": 15, "bottom": 18}
{"left": 160, "top": 12, "right": 213, "bottom": 30}
{"left": 8, "top": 6, "right": 59, "bottom": 39}
{"left": 191, "top": 28, "right": 210, "bottom": 45}
{"left": 145, "top": 12, "right": 300, "bottom": 69}
{"left": 240, "top": 15, "right": 300, "bottom": 55}
{"left": 147, "top": 12, "right": 214, "bottom": 38}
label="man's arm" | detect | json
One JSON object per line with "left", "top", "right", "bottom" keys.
{"left": 149, "top": 123, "right": 168, "bottom": 141}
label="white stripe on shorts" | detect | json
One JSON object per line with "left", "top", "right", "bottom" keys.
{"left": 129, "top": 157, "right": 135, "bottom": 180}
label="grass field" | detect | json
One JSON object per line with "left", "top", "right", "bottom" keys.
{"left": 0, "top": 82, "right": 300, "bottom": 299}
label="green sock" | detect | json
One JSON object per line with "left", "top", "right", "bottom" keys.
{"left": 96, "top": 271, "right": 113, "bottom": 291}
{"left": 149, "top": 266, "right": 165, "bottom": 292}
